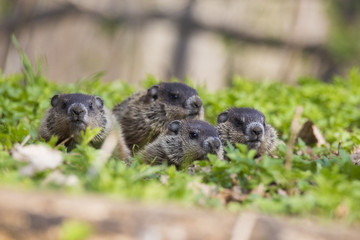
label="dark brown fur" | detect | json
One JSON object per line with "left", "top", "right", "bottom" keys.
{"left": 216, "top": 107, "right": 277, "bottom": 157}
{"left": 139, "top": 120, "right": 223, "bottom": 168}
{"left": 39, "top": 93, "right": 129, "bottom": 160}
{"left": 113, "top": 82, "right": 204, "bottom": 151}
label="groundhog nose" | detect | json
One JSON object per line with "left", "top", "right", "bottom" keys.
{"left": 212, "top": 138, "right": 221, "bottom": 150}
{"left": 191, "top": 96, "right": 203, "bottom": 109}
{"left": 185, "top": 95, "right": 203, "bottom": 111}
{"left": 68, "top": 103, "right": 87, "bottom": 118}
{"left": 206, "top": 137, "right": 221, "bottom": 153}
{"left": 72, "top": 108, "right": 84, "bottom": 116}
{"left": 251, "top": 125, "right": 263, "bottom": 136}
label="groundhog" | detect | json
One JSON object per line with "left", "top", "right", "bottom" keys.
{"left": 139, "top": 119, "right": 223, "bottom": 168}
{"left": 216, "top": 107, "right": 278, "bottom": 157}
{"left": 39, "top": 93, "right": 129, "bottom": 160}
{"left": 113, "top": 82, "right": 204, "bottom": 151}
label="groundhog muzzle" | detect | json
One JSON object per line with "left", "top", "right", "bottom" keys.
{"left": 216, "top": 107, "right": 278, "bottom": 157}
{"left": 39, "top": 93, "right": 129, "bottom": 157}
{"left": 139, "top": 119, "right": 223, "bottom": 168}
{"left": 113, "top": 82, "right": 205, "bottom": 151}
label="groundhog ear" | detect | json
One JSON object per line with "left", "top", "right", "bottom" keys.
{"left": 50, "top": 94, "right": 60, "bottom": 107}
{"left": 168, "top": 120, "right": 181, "bottom": 135}
{"left": 217, "top": 111, "right": 229, "bottom": 123}
{"left": 147, "top": 85, "right": 159, "bottom": 100}
{"left": 94, "top": 96, "right": 104, "bottom": 109}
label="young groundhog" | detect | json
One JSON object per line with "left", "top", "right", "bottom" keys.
{"left": 216, "top": 107, "right": 278, "bottom": 157}
{"left": 39, "top": 93, "right": 129, "bottom": 159}
{"left": 139, "top": 119, "right": 223, "bottom": 168}
{"left": 113, "top": 82, "right": 204, "bottom": 151}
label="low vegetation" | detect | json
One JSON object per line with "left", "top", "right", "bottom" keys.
{"left": 1, "top": 48, "right": 360, "bottom": 226}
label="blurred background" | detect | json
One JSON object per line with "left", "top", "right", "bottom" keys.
{"left": 0, "top": 0, "right": 359, "bottom": 91}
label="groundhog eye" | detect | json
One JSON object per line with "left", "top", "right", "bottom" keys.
{"left": 170, "top": 93, "right": 179, "bottom": 100}
{"left": 235, "top": 118, "right": 243, "bottom": 126}
{"left": 189, "top": 132, "right": 198, "bottom": 139}
{"left": 89, "top": 103, "right": 93, "bottom": 110}
{"left": 61, "top": 102, "right": 67, "bottom": 109}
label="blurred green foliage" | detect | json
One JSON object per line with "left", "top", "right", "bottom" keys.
{"left": 60, "top": 220, "right": 93, "bottom": 240}
{"left": 1, "top": 49, "right": 360, "bottom": 231}
{"left": 327, "top": 1, "right": 360, "bottom": 62}
{"left": 0, "top": 0, "right": 14, "bottom": 19}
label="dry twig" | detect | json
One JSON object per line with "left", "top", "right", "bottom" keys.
{"left": 285, "top": 106, "right": 303, "bottom": 170}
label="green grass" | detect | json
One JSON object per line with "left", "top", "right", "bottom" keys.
{"left": 1, "top": 48, "right": 360, "bottom": 226}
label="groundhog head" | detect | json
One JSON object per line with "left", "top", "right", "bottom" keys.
{"left": 48, "top": 93, "right": 106, "bottom": 140}
{"left": 144, "top": 82, "right": 204, "bottom": 120}
{"left": 163, "top": 119, "right": 223, "bottom": 166}
{"left": 217, "top": 107, "right": 267, "bottom": 150}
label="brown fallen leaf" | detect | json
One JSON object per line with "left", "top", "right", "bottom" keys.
{"left": 216, "top": 186, "right": 246, "bottom": 204}
{"left": 297, "top": 120, "right": 328, "bottom": 147}
{"left": 11, "top": 144, "right": 63, "bottom": 176}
